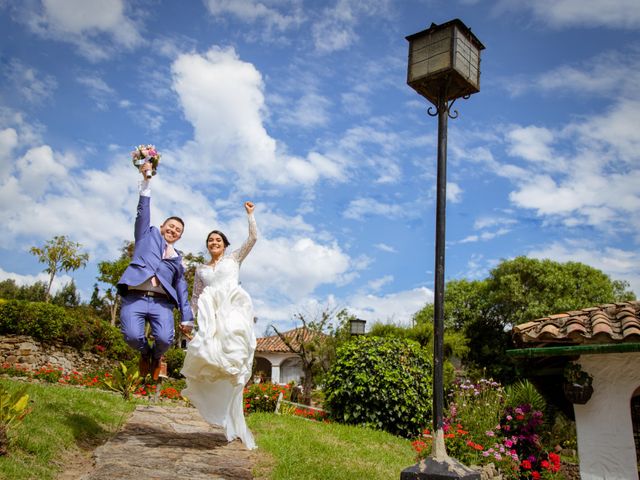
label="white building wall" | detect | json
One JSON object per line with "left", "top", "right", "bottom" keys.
{"left": 253, "top": 352, "right": 302, "bottom": 385}
{"left": 575, "top": 352, "right": 640, "bottom": 480}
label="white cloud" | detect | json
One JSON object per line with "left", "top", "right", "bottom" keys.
{"left": 508, "top": 48, "right": 640, "bottom": 99}
{"left": 244, "top": 236, "right": 353, "bottom": 301}
{"left": 346, "top": 286, "right": 433, "bottom": 326}
{"left": 473, "top": 215, "right": 517, "bottom": 230}
{"left": 22, "top": 0, "right": 143, "bottom": 60}
{"left": 496, "top": 0, "right": 640, "bottom": 28}
{"left": 281, "top": 92, "right": 332, "bottom": 129}
{"left": 447, "top": 182, "right": 462, "bottom": 203}
{"left": 367, "top": 275, "right": 393, "bottom": 291}
{"left": 170, "top": 46, "right": 344, "bottom": 189}
{"left": 311, "top": 0, "right": 393, "bottom": 53}
{"left": 506, "top": 125, "right": 559, "bottom": 166}
{"left": 0, "top": 128, "right": 18, "bottom": 177}
{"left": 343, "top": 197, "right": 404, "bottom": 220}
{"left": 459, "top": 228, "right": 511, "bottom": 244}
{"left": 76, "top": 74, "right": 116, "bottom": 110}
{"left": 374, "top": 243, "right": 396, "bottom": 253}
{"left": 506, "top": 101, "right": 640, "bottom": 231}
{"left": 4, "top": 59, "right": 58, "bottom": 104}
{"left": 204, "top": 0, "right": 304, "bottom": 32}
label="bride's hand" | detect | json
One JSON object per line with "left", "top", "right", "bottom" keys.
{"left": 244, "top": 201, "right": 254, "bottom": 214}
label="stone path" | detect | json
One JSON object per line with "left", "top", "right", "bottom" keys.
{"left": 78, "top": 405, "right": 256, "bottom": 480}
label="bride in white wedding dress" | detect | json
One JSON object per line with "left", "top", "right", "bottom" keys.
{"left": 181, "top": 201, "right": 258, "bottom": 449}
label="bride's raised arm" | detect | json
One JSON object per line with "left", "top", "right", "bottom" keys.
{"left": 231, "top": 201, "right": 257, "bottom": 265}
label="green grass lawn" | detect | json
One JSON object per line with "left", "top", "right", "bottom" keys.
{"left": 248, "top": 412, "right": 418, "bottom": 480}
{"left": 0, "top": 378, "right": 135, "bottom": 480}
{"left": 0, "top": 379, "right": 418, "bottom": 480}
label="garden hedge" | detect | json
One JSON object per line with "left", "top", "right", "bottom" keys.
{"left": 324, "top": 336, "right": 432, "bottom": 438}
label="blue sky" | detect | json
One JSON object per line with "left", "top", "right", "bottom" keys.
{"left": 1, "top": 0, "right": 639, "bottom": 335}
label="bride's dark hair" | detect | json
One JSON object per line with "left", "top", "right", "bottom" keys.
{"left": 207, "top": 230, "right": 230, "bottom": 248}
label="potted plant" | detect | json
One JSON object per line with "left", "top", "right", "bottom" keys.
{"left": 563, "top": 362, "right": 594, "bottom": 404}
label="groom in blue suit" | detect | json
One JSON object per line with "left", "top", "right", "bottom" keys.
{"left": 117, "top": 162, "right": 193, "bottom": 380}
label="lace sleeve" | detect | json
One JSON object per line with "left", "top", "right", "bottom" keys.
{"left": 231, "top": 213, "right": 258, "bottom": 265}
{"left": 190, "top": 267, "right": 204, "bottom": 315}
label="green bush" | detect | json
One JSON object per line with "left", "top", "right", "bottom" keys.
{"left": 324, "top": 336, "right": 432, "bottom": 438}
{"left": 164, "top": 347, "right": 186, "bottom": 377}
{"left": 0, "top": 300, "right": 71, "bottom": 342}
{"left": 0, "top": 300, "right": 134, "bottom": 361}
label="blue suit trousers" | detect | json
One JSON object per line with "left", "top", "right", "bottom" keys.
{"left": 120, "top": 295, "right": 175, "bottom": 359}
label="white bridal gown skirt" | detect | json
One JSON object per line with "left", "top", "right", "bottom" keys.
{"left": 181, "top": 284, "right": 257, "bottom": 449}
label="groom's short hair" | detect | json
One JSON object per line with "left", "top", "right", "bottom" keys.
{"left": 163, "top": 216, "right": 184, "bottom": 229}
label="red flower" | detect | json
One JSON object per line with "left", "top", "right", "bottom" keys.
{"left": 521, "top": 460, "right": 532, "bottom": 470}
{"left": 532, "top": 472, "right": 540, "bottom": 479}
{"left": 548, "top": 452, "right": 560, "bottom": 465}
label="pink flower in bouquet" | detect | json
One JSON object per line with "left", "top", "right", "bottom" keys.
{"left": 131, "top": 144, "right": 161, "bottom": 176}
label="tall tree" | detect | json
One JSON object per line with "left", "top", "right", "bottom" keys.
{"left": 29, "top": 236, "right": 89, "bottom": 302}
{"left": 413, "top": 257, "right": 636, "bottom": 383}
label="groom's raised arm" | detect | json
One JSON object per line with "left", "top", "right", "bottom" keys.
{"left": 134, "top": 173, "right": 152, "bottom": 241}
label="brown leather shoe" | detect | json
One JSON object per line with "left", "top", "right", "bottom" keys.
{"left": 151, "top": 355, "right": 165, "bottom": 381}
{"left": 138, "top": 353, "right": 151, "bottom": 378}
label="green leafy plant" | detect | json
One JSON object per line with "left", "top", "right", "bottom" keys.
{"left": 164, "top": 347, "right": 186, "bottom": 378}
{"left": 101, "top": 362, "right": 143, "bottom": 401}
{"left": 505, "top": 379, "right": 547, "bottom": 412}
{"left": 324, "top": 336, "right": 432, "bottom": 438}
{"left": 0, "top": 384, "right": 30, "bottom": 456}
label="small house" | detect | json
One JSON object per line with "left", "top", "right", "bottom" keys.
{"left": 510, "top": 301, "right": 640, "bottom": 480}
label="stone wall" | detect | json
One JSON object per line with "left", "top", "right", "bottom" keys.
{"left": 0, "top": 334, "right": 117, "bottom": 373}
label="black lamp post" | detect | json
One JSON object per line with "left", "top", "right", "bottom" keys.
{"left": 401, "top": 19, "right": 484, "bottom": 480}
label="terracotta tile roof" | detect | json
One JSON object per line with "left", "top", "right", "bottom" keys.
{"left": 256, "top": 327, "right": 325, "bottom": 353}
{"left": 513, "top": 301, "right": 640, "bottom": 346}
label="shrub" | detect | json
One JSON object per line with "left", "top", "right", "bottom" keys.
{"left": 324, "top": 336, "right": 432, "bottom": 438}
{"left": 164, "top": 347, "right": 186, "bottom": 377}
{"left": 0, "top": 300, "right": 135, "bottom": 361}
{"left": 0, "top": 300, "right": 71, "bottom": 342}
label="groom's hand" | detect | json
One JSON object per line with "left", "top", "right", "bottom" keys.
{"left": 140, "top": 162, "right": 153, "bottom": 178}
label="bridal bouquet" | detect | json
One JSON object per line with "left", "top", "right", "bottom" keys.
{"left": 131, "top": 144, "right": 161, "bottom": 178}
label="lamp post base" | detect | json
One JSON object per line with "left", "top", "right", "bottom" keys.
{"left": 400, "top": 456, "right": 480, "bottom": 480}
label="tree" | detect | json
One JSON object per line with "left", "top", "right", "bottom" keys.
{"left": 0, "top": 280, "right": 48, "bottom": 302}
{"left": 270, "top": 306, "right": 348, "bottom": 405}
{"left": 96, "top": 241, "right": 133, "bottom": 326}
{"left": 29, "top": 236, "right": 89, "bottom": 302}
{"left": 413, "top": 257, "right": 636, "bottom": 383}
{"left": 51, "top": 281, "right": 80, "bottom": 307}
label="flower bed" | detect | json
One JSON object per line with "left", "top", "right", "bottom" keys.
{"left": 412, "top": 378, "right": 565, "bottom": 479}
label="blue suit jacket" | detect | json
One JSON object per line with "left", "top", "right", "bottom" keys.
{"left": 117, "top": 195, "right": 194, "bottom": 324}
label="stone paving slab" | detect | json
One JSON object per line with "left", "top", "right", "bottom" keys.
{"left": 81, "top": 405, "right": 255, "bottom": 480}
